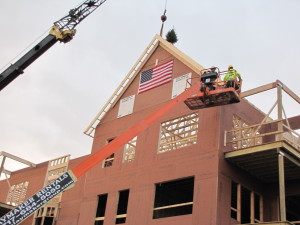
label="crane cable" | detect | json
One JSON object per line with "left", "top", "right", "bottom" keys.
{"left": 0, "top": 26, "right": 52, "bottom": 73}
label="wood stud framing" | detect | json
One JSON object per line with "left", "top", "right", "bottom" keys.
{"left": 158, "top": 113, "right": 199, "bottom": 153}
{"left": 123, "top": 136, "right": 137, "bottom": 163}
{"left": 6, "top": 181, "right": 29, "bottom": 206}
{"left": 231, "top": 181, "right": 263, "bottom": 223}
{"left": 232, "top": 115, "right": 262, "bottom": 150}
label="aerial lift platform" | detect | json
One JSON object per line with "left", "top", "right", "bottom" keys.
{"left": 185, "top": 67, "right": 242, "bottom": 109}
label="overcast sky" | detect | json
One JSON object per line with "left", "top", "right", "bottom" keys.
{"left": 0, "top": 0, "right": 299, "bottom": 175}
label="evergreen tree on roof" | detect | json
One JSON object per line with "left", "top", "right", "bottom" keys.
{"left": 166, "top": 28, "right": 178, "bottom": 44}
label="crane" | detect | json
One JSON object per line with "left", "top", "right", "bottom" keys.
{"left": 0, "top": 0, "right": 107, "bottom": 91}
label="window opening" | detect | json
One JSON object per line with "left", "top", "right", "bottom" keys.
{"left": 153, "top": 177, "right": 194, "bottom": 219}
{"left": 241, "top": 186, "right": 251, "bottom": 223}
{"left": 103, "top": 138, "right": 115, "bottom": 168}
{"left": 231, "top": 181, "right": 239, "bottom": 220}
{"left": 103, "top": 154, "right": 114, "bottom": 167}
{"left": 115, "top": 190, "right": 130, "bottom": 224}
{"left": 35, "top": 218, "right": 42, "bottom": 225}
{"left": 34, "top": 207, "right": 57, "bottom": 225}
{"left": 123, "top": 137, "right": 137, "bottom": 163}
{"left": 231, "top": 181, "right": 263, "bottom": 223}
{"left": 95, "top": 193, "right": 108, "bottom": 225}
{"left": 254, "top": 192, "right": 261, "bottom": 222}
{"left": 158, "top": 113, "right": 199, "bottom": 153}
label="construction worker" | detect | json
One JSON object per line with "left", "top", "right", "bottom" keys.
{"left": 224, "top": 65, "right": 241, "bottom": 89}
{"left": 200, "top": 67, "right": 218, "bottom": 91}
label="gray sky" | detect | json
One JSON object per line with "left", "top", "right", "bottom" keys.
{"left": 0, "top": 0, "right": 299, "bottom": 175}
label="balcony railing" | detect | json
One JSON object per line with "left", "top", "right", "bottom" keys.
{"left": 225, "top": 119, "right": 300, "bottom": 151}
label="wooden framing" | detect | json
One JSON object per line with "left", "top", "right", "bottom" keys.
{"left": 34, "top": 206, "right": 58, "bottom": 225}
{"left": 226, "top": 119, "right": 300, "bottom": 151}
{"left": 6, "top": 181, "right": 29, "bottom": 206}
{"left": 158, "top": 113, "right": 199, "bottom": 153}
{"left": 231, "top": 115, "right": 262, "bottom": 150}
{"left": 278, "top": 152, "right": 286, "bottom": 221}
{"left": 241, "top": 80, "right": 300, "bottom": 104}
{"left": 231, "top": 181, "right": 241, "bottom": 221}
{"left": 123, "top": 136, "right": 137, "bottom": 163}
{"left": 0, "top": 151, "right": 36, "bottom": 168}
{"left": 153, "top": 202, "right": 193, "bottom": 211}
{"left": 231, "top": 181, "right": 263, "bottom": 223}
{"left": 0, "top": 151, "right": 36, "bottom": 184}
{"left": 1, "top": 151, "right": 36, "bottom": 205}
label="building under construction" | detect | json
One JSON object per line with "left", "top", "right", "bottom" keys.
{"left": 0, "top": 35, "right": 299, "bottom": 225}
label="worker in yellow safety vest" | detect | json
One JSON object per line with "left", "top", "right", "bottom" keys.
{"left": 224, "top": 65, "right": 241, "bottom": 89}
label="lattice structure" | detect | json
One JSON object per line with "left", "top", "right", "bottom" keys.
{"left": 158, "top": 113, "right": 199, "bottom": 153}
{"left": 6, "top": 181, "right": 29, "bottom": 206}
{"left": 232, "top": 115, "right": 262, "bottom": 150}
{"left": 123, "top": 137, "right": 137, "bottom": 163}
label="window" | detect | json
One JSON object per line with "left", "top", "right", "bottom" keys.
{"left": 153, "top": 177, "right": 194, "bottom": 219}
{"left": 232, "top": 115, "right": 262, "bottom": 150}
{"left": 158, "top": 113, "right": 199, "bottom": 153}
{"left": 231, "top": 181, "right": 263, "bottom": 223}
{"left": 103, "top": 138, "right": 115, "bottom": 168}
{"left": 6, "top": 181, "right": 29, "bottom": 206}
{"left": 34, "top": 207, "right": 57, "bottom": 225}
{"left": 103, "top": 154, "right": 114, "bottom": 168}
{"left": 123, "top": 137, "right": 137, "bottom": 163}
{"left": 115, "top": 190, "right": 130, "bottom": 224}
{"left": 95, "top": 194, "right": 108, "bottom": 225}
{"left": 231, "top": 181, "right": 239, "bottom": 220}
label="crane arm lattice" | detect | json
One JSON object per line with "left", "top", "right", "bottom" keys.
{"left": 54, "top": 0, "right": 107, "bottom": 31}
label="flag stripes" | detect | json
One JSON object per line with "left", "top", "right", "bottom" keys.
{"left": 138, "top": 60, "right": 174, "bottom": 94}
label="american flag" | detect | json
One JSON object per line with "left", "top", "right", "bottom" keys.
{"left": 138, "top": 60, "right": 174, "bottom": 94}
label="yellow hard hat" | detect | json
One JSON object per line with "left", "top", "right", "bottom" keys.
{"left": 228, "top": 65, "right": 233, "bottom": 69}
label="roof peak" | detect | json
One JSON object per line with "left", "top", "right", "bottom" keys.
{"left": 84, "top": 34, "right": 204, "bottom": 137}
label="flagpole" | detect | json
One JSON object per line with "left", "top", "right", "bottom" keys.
{"left": 160, "top": 0, "right": 168, "bottom": 36}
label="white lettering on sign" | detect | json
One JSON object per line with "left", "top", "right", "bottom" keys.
{"left": 0, "top": 172, "right": 75, "bottom": 225}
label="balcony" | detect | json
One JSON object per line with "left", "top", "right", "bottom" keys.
{"left": 224, "top": 119, "right": 300, "bottom": 183}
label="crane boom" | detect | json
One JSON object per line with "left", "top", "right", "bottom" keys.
{"left": 0, "top": 0, "right": 107, "bottom": 91}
